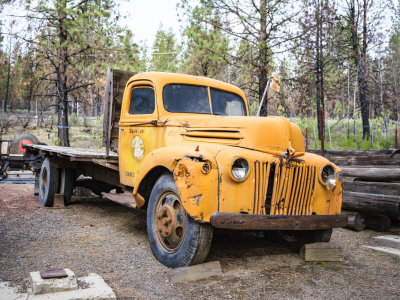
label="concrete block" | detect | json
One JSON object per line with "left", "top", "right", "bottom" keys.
{"left": 0, "top": 281, "right": 28, "bottom": 300}
{"left": 364, "top": 246, "right": 400, "bottom": 259}
{"left": 373, "top": 235, "right": 400, "bottom": 250}
{"left": 27, "top": 273, "right": 116, "bottom": 300}
{"left": 168, "top": 261, "right": 222, "bottom": 283}
{"left": 300, "top": 242, "right": 344, "bottom": 262}
{"left": 30, "top": 268, "right": 77, "bottom": 295}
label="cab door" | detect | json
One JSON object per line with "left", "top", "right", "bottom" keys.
{"left": 118, "top": 81, "right": 161, "bottom": 187}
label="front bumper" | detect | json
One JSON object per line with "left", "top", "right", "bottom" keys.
{"left": 210, "top": 213, "right": 348, "bottom": 230}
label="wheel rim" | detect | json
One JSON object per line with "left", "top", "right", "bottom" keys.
{"left": 153, "top": 190, "right": 186, "bottom": 253}
{"left": 40, "top": 167, "right": 48, "bottom": 196}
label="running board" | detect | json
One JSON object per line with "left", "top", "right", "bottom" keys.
{"left": 102, "top": 192, "right": 138, "bottom": 209}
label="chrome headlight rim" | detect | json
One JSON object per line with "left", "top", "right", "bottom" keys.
{"left": 319, "top": 163, "right": 337, "bottom": 189}
{"left": 230, "top": 157, "right": 250, "bottom": 182}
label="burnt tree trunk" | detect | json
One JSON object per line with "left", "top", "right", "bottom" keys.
{"left": 315, "top": 0, "right": 325, "bottom": 140}
{"left": 56, "top": 2, "right": 70, "bottom": 147}
{"left": 258, "top": 0, "right": 269, "bottom": 117}
{"left": 350, "top": 0, "right": 370, "bottom": 140}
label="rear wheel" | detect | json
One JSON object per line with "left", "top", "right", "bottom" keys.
{"left": 59, "top": 168, "right": 76, "bottom": 206}
{"left": 147, "top": 172, "right": 213, "bottom": 268}
{"left": 265, "top": 229, "right": 332, "bottom": 250}
{"left": 38, "top": 158, "right": 59, "bottom": 207}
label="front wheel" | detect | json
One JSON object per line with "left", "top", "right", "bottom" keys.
{"left": 147, "top": 172, "right": 213, "bottom": 268}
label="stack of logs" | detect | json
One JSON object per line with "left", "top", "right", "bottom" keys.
{"left": 311, "top": 150, "right": 400, "bottom": 232}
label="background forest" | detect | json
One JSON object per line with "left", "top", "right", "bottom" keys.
{"left": 0, "top": 0, "right": 399, "bottom": 150}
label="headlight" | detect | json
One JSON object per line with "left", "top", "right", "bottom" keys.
{"left": 231, "top": 158, "right": 249, "bottom": 181}
{"left": 320, "top": 164, "right": 336, "bottom": 189}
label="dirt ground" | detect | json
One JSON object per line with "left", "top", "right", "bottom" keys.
{"left": 0, "top": 183, "right": 399, "bottom": 300}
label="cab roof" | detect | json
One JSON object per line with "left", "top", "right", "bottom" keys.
{"left": 128, "top": 72, "right": 245, "bottom": 96}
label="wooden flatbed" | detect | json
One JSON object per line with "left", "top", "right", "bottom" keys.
{"left": 24, "top": 144, "right": 119, "bottom": 171}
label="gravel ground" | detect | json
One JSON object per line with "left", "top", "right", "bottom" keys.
{"left": 0, "top": 183, "right": 399, "bottom": 299}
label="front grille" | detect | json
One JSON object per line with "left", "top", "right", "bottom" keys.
{"left": 253, "top": 161, "right": 316, "bottom": 215}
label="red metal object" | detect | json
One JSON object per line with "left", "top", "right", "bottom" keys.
{"left": 40, "top": 269, "right": 68, "bottom": 279}
{"left": 19, "top": 140, "right": 33, "bottom": 153}
{"left": 210, "top": 212, "right": 348, "bottom": 231}
{"left": 319, "top": 106, "right": 324, "bottom": 157}
{"left": 305, "top": 128, "right": 308, "bottom": 151}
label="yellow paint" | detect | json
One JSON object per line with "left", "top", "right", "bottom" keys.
{"left": 118, "top": 72, "right": 342, "bottom": 222}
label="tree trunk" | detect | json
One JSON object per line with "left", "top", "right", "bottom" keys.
{"left": 315, "top": 0, "right": 325, "bottom": 140}
{"left": 4, "top": 59, "right": 11, "bottom": 113}
{"left": 349, "top": 0, "right": 370, "bottom": 140}
{"left": 258, "top": 0, "right": 268, "bottom": 117}
{"left": 56, "top": 1, "right": 70, "bottom": 147}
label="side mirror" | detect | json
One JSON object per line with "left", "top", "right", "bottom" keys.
{"left": 270, "top": 74, "right": 281, "bottom": 93}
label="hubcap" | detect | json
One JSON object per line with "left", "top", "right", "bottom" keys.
{"left": 154, "top": 192, "right": 186, "bottom": 253}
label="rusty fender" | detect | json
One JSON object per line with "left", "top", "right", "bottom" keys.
{"left": 173, "top": 154, "right": 218, "bottom": 222}
{"left": 210, "top": 212, "right": 348, "bottom": 230}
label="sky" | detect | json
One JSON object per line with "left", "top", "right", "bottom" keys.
{"left": 118, "top": 0, "right": 181, "bottom": 48}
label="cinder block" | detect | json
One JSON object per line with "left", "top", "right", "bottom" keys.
{"left": 300, "top": 242, "right": 344, "bottom": 262}
{"left": 364, "top": 246, "right": 400, "bottom": 259}
{"left": 30, "top": 268, "right": 77, "bottom": 295}
{"left": 373, "top": 235, "right": 400, "bottom": 250}
{"left": 168, "top": 261, "right": 222, "bottom": 283}
{"left": 27, "top": 273, "right": 116, "bottom": 300}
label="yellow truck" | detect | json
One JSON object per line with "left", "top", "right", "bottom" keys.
{"left": 25, "top": 69, "right": 347, "bottom": 268}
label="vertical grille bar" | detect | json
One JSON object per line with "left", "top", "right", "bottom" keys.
{"left": 262, "top": 162, "right": 271, "bottom": 214}
{"left": 295, "top": 166, "right": 307, "bottom": 215}
{"left": 304, "top": 166, "right": 316, "bottom": 215}
{"left": 300, "top": 167, "right": 312, "bottom": 215}
{"left": 288, "top": 167, "right": 300, "bottom": 215}
{"left": 270, "top": 165, "right": 281, "bottom": 215}
{"left": 275, "top": 166, "right": 287, "bottom": 215}
{"left": 283, "top": 167, "right": 294, "bottom": 215}
{"left": 253, "top": 161, "right": 260, "bottom": 214}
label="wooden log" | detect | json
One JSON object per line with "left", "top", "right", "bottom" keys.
{"left": 365, "top": 214, "right": 391, "bottom": 232}
{"left": 309, "top": 150, "right": 400, "bottom": 166}
{"left": 342, "top": 191, "right": 400, "bottom": 217}
{"left": 340, "top": 166, "right": 400, "bottom": 181}
{"left": 343, "top": 181, "right": 400, "bottom": 196}
{"left": 300, "top": 242, "right": 344, "bottom": 262}
{"left": 341, "top": 210, "right": 366, "bottom": 231}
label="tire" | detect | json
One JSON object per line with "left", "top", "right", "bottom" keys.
{"left": 265, "top": 229, "right": 332, "bottom": 250}
{"left": 147, "top": 172, "right": 213, "bottom": 268}
{"left": 59, "top": 168, "right": 76, "bottom": 206}
{"left": 38, "top": 157, "right": 59, "bottom": 207}
{"left": 10, "top": 133, "right": 39, "bottom": 155}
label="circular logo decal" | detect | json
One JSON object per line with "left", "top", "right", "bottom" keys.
{"left": 131, "top": 136, "right": 144, "bottom": 160}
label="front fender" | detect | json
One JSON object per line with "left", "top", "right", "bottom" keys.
{"left": 133, "top": 145, "right": 219, "bottom": 222}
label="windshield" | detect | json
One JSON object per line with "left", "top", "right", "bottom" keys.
{"left": 163, "top": 84, "right": 246, "bottom": 116}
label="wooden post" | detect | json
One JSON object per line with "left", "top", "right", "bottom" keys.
{"left": 305, "top": 128, "right": 308, "bottom": 151}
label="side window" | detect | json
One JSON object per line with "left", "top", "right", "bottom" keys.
{"left": 129, "top": 87, "right": 155, "bottom": 115}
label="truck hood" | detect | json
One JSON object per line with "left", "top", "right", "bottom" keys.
{"left": 162, "top": 115, "right": 305, "bottom": 157}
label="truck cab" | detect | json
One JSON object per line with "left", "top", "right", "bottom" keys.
{"left": 116, "top": 72, "right": 346, "bottom": 268}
